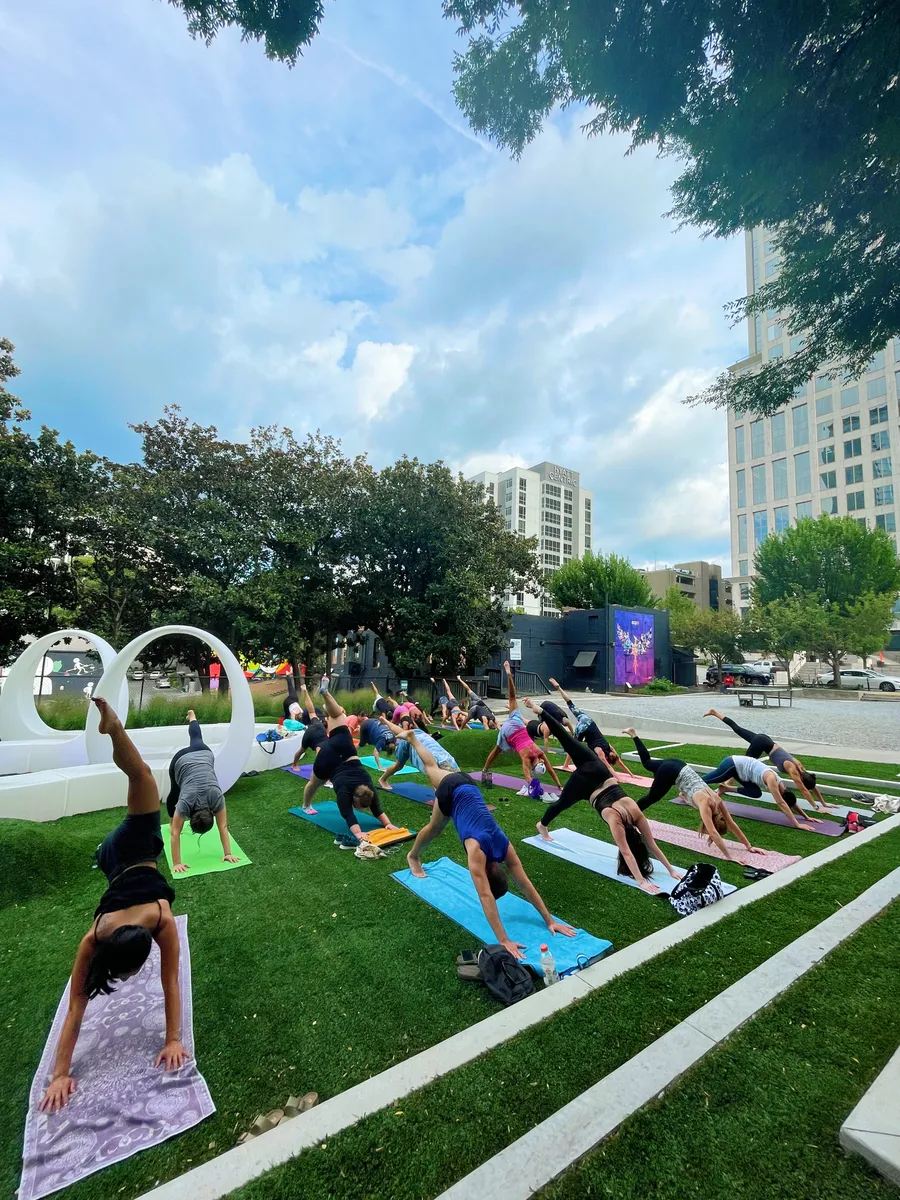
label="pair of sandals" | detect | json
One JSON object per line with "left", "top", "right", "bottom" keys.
{"left": 238, "top": 1092, "right": 319, "bottom": 1143}
{"left": 456, "top": 949, "right": 482, "bottom": 983}
{"left": 743, "top": 866, "right": 772, "bottom": 881}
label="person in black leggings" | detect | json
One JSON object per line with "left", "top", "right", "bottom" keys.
{"left": 704, "top": 709, "right": 832, "bottom": 811}
{"left": 167, "top": 710, "right": 239, "bottom": 873}
{"left": 535, "top": 712, "right": 683, "bottom": 894}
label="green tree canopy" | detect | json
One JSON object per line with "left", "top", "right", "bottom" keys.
{"left": 546, "top": 551, "right": 658, "bottom": 611}
{"left": 445, "top": 1, "right": 900, "bottom": 417}
{"left": 806, "top": 593, "right": 894, "bottom": 687}
{"left": 684, "top": 607, "right": 745, "bottom": 679}
{"left": 169, "top": 0, "right": 326, "bottom": 64}
{"left": 661, "top": 584, "right": 696, "bottom": 647}
{"left": 753, "top": 515, "right": 900, "bottom": 610}
{"left": 744, "top": 596, "right": 824, "bottom": 686}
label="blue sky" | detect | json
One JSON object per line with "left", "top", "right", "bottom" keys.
{"left": 0, "top": 0, "right": 748, "bottom": 571}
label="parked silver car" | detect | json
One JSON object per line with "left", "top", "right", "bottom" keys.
{"left": 815, "top": 667, "right": 900, "bottom": 691}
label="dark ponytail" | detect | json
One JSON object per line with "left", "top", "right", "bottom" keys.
{"left": 85, "top": 925, "right": 153, "bottom": 999}
{"left": 617, "top": 824, "right": 653, "bottom": 878}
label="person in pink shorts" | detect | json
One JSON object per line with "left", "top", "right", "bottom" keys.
{"left": 481, "top": 661, "right": 562, "bottom": 795}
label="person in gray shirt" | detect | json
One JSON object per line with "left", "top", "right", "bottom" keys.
{"left": 166, "top": 711, "right": 240, "bottom": 873}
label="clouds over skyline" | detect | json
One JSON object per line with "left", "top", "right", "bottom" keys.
{"left": 0, "top": 0, "right": 747, "bottom": 571}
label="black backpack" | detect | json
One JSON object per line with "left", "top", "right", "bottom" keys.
{"left": 669, "top": 863, "right": 725, "bottom": 917}
{"left": 476, "top": 945, "right": 536, "bottom": 1006}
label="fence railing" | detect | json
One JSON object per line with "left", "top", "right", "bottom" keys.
{"left": 484, "top": 668, "right": 550, "bottom": 698}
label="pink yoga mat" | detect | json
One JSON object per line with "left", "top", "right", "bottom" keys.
{"left": 671, "top": 796, "right": 844, "bottom": 837}
{"left": 20, "top": 915, "right": 214, "bottom": 1200}
{"left": 646, "top": 821, "right": 801, "bottom": 873}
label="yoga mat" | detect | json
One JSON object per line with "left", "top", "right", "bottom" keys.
{"left": 160, "top": 825, "right": 251, "bottom": 878}
{"left": 281, "top": 764, "right": 332, "bottom": 786}
{"left": 392, "top": 857, "right": 612, "bottom": 975}
{"left": 358, "top": 755, "right": 417, "bottom": 775}
{"left": 671, "top": 796, "right": 844, "bottom": 836}
{"left": 647, "top": 820, "right": 802, "bottom": 873}
{"left": 289, "top": 801, "right": 385, "bottom": 836}
{"left": 521, "top": 828, "right": 739, "bottom": 898}
{"left": 20, "top": 916, "right": 213, "bottom": 1200}
{"left": 471, "top": 771, "right": 562, "bottom": 797}
{"left": 614, "top": 772, "right": 655, "bottom": 787}
{"left": 380, "top": 781, "right": 436, "bottom": 804}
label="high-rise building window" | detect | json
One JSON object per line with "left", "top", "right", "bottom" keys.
{"left": 853, "top": 517, "right": 868, "bottom": 529}
{"left": 792, "top": 404, "right": 809, "bottom": 446}
{"left": 738, "top": 559, "right": 748, "bottom": 575}
{"left": 796, "top": 500, "right": 813, "bottom": 519}
{"left": 774, "top": 505, "right": 790, "bottom": 533}
{"left": 873, "top": 457, "right": 893, "bottom": 479}
{"left": 817, "top": 419, "right": 834, "bottom": 440}
{"left": 518, "top": 520, "right": 526, "bottom": 534}
{"left": 815, "top": 374, "right": 832, "bottom": 392}
{"left": 815, "top": 394, "right": 833, "bottom": 416}
{"left": 735, "top": 425, "right": 746, "bottom": 464}
{"left": 841, "top": 386, "right": 859, "bottom": 409}
{"left": 790, "top": 334, "right": 806, "bottom": 354}
{"left": 771, "top": 411, "right": 786, "bottom": 452}
{"left": 868, "top": 350, "right": 886, "bottom": 372}
{"left": 564, "top": 488, "right": 572, "bottom": 501}
{"left": 793, "top": 381, "right": 808, "bottom": 399}
{"left": 876, "top": 513, "right": 897, "bottom": 532}
{"left": 768, "top": 323, "right": 782, "bottom": 341}
{"left": 870, "top": 405, "right": 889, "bottom": 426}
{"left": 867, "top": 376, "right": 887, "bottom": 400}
{"left": 518, "top": 504, "right": 526, "bottom": 519}
{"left": 819, "top": 445, "right": 835, "bottom": 464}
{"left": 753, "top": 510, "right": 769, "bottom": 546}
{"left": 875, "top": 485, "right": 895, "bottom": 506}
{"left": 772, "top": 458, "right": 788, "bottom": 500}
{"left": 563, "top": 515, "right": 573, "bottom": 529}
{"left": 751, "top": 463, "right": 767, "bottom": 504}
{"left": 821, "top": 497, "right": 838, "bottom": 514}
{"left": 844, "top": 438, "right": 863, "bottom": 459}
{"left": 584, "top": 537, "right": 591, "bottom": 551}
{"left": 764, "top": 238, "right": 778, "bottom": 255}
{"left": 765, "top": 258, "right": 780, "bottom": 276}
{"left": 737, "top": 513, "right": 748, "bottom": 554}
{"left": 769, "top": 345, "right": 783, "bottom": 359}
{"left": 563, "top": 502, "right": 573, "bottom": 515}
{"left": 847, "top": 491, "right": 865, "bottom": 512}
{"left": 794, "top": 451, "right": 811, "bottom": 495}
{"left": 846, "top": 464, "right": 864, "bottom": 485}
{"left": 872, "top": 431, "right": 891, "bottom": 452}
{"left": 751, "top": 419, "right": 765, "bottom": 458}
{"left": 736, "top": 469, "right": 746, "bottom": 508}
{"left": 843, "top": 414, "right": 861, "bottom": 433}
{"left": 820, "top": 470, "right": 837, "bottom": 490}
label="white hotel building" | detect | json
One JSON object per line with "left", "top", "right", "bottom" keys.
{"left": 728, "top": 227, "right": 899, "bottom": 616}
{"left": 468, "top": 461, "right": 594, "bottom": 616}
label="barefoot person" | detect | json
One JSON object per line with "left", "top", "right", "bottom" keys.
{"left": 377, "top": 717, "right": 459, "bottom": 789}
{"left": 301, "top": 682, "right": 402, "bottom": 841}
{"left": 481, "top": 662, "right": 562, "bottom": 795}
{"left": 357, "top": 715, "right": 398, "bottom": 771}
{"left": 454, "top": 676, "right": 499, "bottom": 730}
{"left": 401, "top": 729, "right": 575, "bottom": 960}
{"left": 433, "top": 677, "right": 466, "bottom": 729}
{"left": 700, "top": 751, "right": 817, "bottom": 832}
{"left": 167, "top": 711, "right": 240, "bottom": 873}
{"left": 521, "top": 696, "right": 576, "bottom": 760}
{"left": 621, "top": 729, "right": 771, "bottom": 861}
{"left": 703, "top": 709, "right": 833, "bottom": 812}
{"left": 291, "top": 680, "right": 331, "bottom": 770}
{"left": 533, "top": 713, "right": 684, "bottom": 895}
{"left": 547, "top": 679, "right": 634, "bottom": 777}
{"left": 40, "top": 697, "right": 187, "bottom": 1113}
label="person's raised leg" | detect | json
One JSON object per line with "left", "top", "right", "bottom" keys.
{"left": 185, "top": 710, "right": 209, "bottom": 752}
{"left": 503, "top": 660, "right": 518, "bottom": 713}
{"left": 94, "top": 697, "right": 158, "bottom": 816}
{"left": 621, "top": 729, "right": 663, "bottom": 774}
{"left": 537, "top": 707, "right": 595, "bottom": 767}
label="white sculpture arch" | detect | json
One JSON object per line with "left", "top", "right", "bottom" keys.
{"left": 0, "top": 629, "right": 127, "bottom": 744}
{"left": 85, "top": 625, "right": 254, "bottom": 794}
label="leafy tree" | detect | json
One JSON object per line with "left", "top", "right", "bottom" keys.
{"left": 169, "top": 0, "right": 326, "bottom": 64}
{"left": 684, "top": 607, "right": 745, "bottom": 684}
{"left": 0, "top": 339, "right": 100, "bottom": 662}
{"left": 445, "top": 1, "right": 900, "bottom": 417}
{"left": 546, "top": 551, "right": 658, "bottom": 612}
{"left": 745, "top": 596, "right": 823, "bottom": 688}
{"left": 810, "top": 593, "right": 894, "bottom": 688}
{"left": 351, "top": 459, "right": 539, "bottom": 674}
{"left": 753, "top": 515, "right": 900, "bottom": 610}
{"left": 661, "top": 584, "right": 695, "bottom": 647}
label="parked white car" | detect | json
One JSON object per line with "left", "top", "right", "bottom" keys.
{"left": 815, "top": 668, "right": 900, "bottom": 691}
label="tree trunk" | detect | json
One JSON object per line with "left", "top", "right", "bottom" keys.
{"left": 831, "top": 651, "right": 843, "bottom": 689}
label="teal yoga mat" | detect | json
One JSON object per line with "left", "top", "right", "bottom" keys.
{"left": 392, "top": 856, "right": 611, "bottom": 975}
{"left": 358, "top": 755, "right": 417, "bottom": 775}
{"left": 289, "top": 802, "right": 383, "bottom": 836}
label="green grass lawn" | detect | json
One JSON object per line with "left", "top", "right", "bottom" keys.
{"left": 1, "top": 728, "right": 896, "bottom": 1200}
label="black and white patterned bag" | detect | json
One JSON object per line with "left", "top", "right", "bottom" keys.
{"left": 669, "top": 863, "right": 726, "bottom": 917}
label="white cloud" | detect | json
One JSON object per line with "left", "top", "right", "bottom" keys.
{"left": 353, "top": 341, "right": 416, "bottom": 419}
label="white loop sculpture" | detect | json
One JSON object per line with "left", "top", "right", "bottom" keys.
{"left": 85, "top": 625, "right": 254, "bottom": 794}
{"left": 0, "top": 629, "right": 126, "bottom": 745}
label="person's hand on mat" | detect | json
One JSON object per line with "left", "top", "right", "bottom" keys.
{"left": 748, "top": 847, "right": 769, "bottom": 855}
{"left": 796, "top": 819, "right": 818, "bottom": 832}
{"left": 667, "top": 867, "right": 685, "bottom": 880}
{"left": 502, "top": 938, "right": 527, "bottom": 960}
{"left": 546, "top": 920, "right": 576, "bottom": 938}
{"left": 639, "top": 879, "right": 662, "bottom": 896}
{"left": 156, "top": 1040, "right": 189, "bottom": 1071}
{"left": 383, "top": 823, "right": 401, "bottom": 831}
{"left": 223, "top": 854, "right": 240, "bottom": 864}
{"left": 40, "top": 1075, "right": 76, "bottom": 1113}
{"left": 173, "top": 862, "right": 190, "bottom": 873}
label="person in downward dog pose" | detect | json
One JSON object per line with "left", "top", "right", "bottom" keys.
{"left": 40, "top": 697, "right": 186, "bottom": 1113}
{"left": 521, "top": 696, "right": 574, "bottom": 759}
{"left": 377, "top": 716, "right": 459, "bottom": 789}
{"left": 401, "top": 729, "right": 575, "bottom": 960}
{"left": 167, "top": 711, "right": 240, "bottom": 873}
{"left": 356, "top": 714, "right": 398, "bottom": 771}
{"left": 534, "top": 713, "right": 684, "bottom": 894}
{"left": 370, "top": 681, "right": 395, "bottom": 718}
{"left": 291, "top": 680, "right": 330, "bottom": 770}
{"left": 621, "top": 730, "right": 772, "bottom": 860}
{"left": 481, "top": 662, "right": 562, "bottom": 795}
{"left": 432, "top": 678, "right": 466, "bottom": 729}
{"left": 546, "top": 679, "right": 635, "bottom": 777}
{"left": 301, "top": 684, "right": 402, "bottom": 841}
{"left": 703, "top": 709, "right": 833, "bottom": 812}
{"left": 454, "top": 677, "right": 499, "bottom": 730}
{"left": 700, "top": 751, "right": 818, "bottom": 831}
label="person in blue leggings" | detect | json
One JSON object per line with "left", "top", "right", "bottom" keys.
{"left": 401, "top": 729, "right": 574, "bottom": 961}
{"left": 701, "top": 753, "right": 816, "bottom": 831}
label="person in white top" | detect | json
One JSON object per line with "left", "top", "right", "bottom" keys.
{"left": 702, "top": 754, "right": 817, "bottom": 831}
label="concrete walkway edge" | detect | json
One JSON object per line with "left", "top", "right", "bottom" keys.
{"left": 840, "top": 1046, "right": 900, "bottom": 1186}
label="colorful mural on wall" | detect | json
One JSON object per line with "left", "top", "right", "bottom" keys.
{"left": 614, "top": 611, "right": 655, "bottom": 687}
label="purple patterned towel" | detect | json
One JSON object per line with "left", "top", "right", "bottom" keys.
{"left": 20, "top": 915, "right": 214, "bottom": 1200}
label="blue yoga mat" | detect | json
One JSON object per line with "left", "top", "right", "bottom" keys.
{"left": 289, "top": 802, "right": 383, "bottom": 836}
{"left": 381, "top": 781, "right": 436, "bottom": 804}
{"left": 392, "top": 857, "right": 612, "bottom": 975}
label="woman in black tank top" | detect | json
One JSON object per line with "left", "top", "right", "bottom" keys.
{"left": 39, "top": 698, "right": 187, "bottom": 1114}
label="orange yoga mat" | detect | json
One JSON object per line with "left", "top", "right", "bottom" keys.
{"left": 366, "top": 827, "right": 415, "bottom": 847}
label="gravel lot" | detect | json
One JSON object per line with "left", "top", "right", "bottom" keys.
{"left": 568, "top": 691, "right": 900, "bottom": 754}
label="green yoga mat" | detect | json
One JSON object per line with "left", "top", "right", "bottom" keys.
{"left": 161, "top": 825, "right": 251, "bottom": 878}
{"left": 358, "top": 755, "right": 417, "bottom": 775}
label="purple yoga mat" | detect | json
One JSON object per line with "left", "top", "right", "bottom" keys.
{"left": 471, "top": 770, "right": 562, "bottom": 797}
{"left": 671, "top": 796, "right": 844, "bottom": 837}
{"left": 20, "top": 915, "right": 214, "bottom": 1200}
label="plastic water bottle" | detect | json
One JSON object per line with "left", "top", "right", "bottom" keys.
{"left": 539, "top": 945, "right": 559, "bottom": 987}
